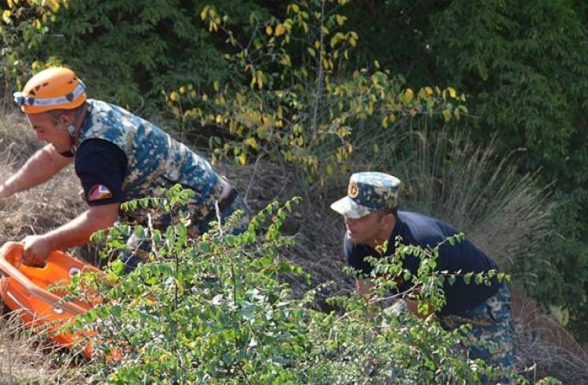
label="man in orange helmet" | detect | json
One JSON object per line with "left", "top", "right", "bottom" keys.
{"left": 1, "top": 67, "right": 249, "bottom": 267}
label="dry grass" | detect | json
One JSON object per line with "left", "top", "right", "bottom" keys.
{"left": 0, "top": 311, "right": 84, "bottom": 384}
{"left": 0, "top": 113, "right": 87, "bottom": 384}
{"left": 511, "top": 287, "right": 588, "bottom": 384}
{"left": 0, "top": 113, "right": 87, "bottom": 247}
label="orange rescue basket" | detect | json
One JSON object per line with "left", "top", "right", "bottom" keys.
{"left": 0, "top": 241, "right": 101, "bottom": 357}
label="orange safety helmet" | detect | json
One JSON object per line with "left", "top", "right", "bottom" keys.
{"left": 13, "top": 67, "right": 87, "bottom": 114}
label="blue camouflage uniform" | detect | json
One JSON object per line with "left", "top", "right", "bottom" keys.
{"left": 331, "top": 172, "right": 515, "bottom": 370}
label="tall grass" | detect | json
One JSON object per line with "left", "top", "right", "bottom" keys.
{"left": 395, "top": 129, "right": 554, "bottom": 272}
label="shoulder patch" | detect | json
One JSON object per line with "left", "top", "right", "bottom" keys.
{"left": 88, "top": 185, "right": 113, "bottom": 201}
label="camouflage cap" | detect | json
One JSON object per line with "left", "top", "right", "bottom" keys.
{"left": 330, "top": 172, "right": 401, "bottom": 219}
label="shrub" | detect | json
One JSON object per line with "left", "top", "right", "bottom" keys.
{"left": 60, "top": 186, "right": 538, "bottom": 384}
{"left": 165, "top": 0, "right": 465, "bottom": 181}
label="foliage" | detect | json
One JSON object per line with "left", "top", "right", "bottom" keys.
{"left": 337, "top": 0, "right": 588, "bottom": 342}
{"left": 428, "top": 0, "right": 588, "bottom": 342}
{"left": 62, "top": 186, "right": 533, "bottom": 383}
{"left": 0, "top": 0, "right": 58, "bottom": 93}
{"left": 165, "top": 0, "right": 465, "bottom": 180}
{"left": 2, "top": 0, "right": 587, "bottom": 349}
{"left": 0, "top": 0, "right": 266, "bottom": 112}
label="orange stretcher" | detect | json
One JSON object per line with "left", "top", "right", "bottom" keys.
{"left": 0, "top": 241, "right": 101, "bottom": 357}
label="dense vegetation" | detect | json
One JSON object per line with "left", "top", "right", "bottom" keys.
{"left": 1, "top": 0, "right": 587, "bottom": 382}
{"left": 64, "top": 189, "right": 522, "bottom": 383}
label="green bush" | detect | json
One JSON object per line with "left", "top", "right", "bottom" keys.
{"left": 56, "top": 186, "right": 540, "bottom": 384}
{"left": 0, "top": 0, "right": 265, "bottom": 111}
{"left": 166, "top": 0, "right": 465, "bottom": 182}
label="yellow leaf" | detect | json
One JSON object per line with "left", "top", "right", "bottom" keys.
{"left": 43, "top": 0, "right": 60, "bottom": 12}
{"left": 256, "top": 70, "right": 264, "bottom": 89}
{"left": 381, "top": 116, "right": 388, "bottom": 128}
{"left": 265, "top": 25, "right": 273, "bottom": 36}
{"left": 280, "top": 54, "right": 291, "bottom": 66}
{"left": 2, "top": 10, "right": 11, "bottom": 23}
{"left": 335, "top": 14, "right": 346, "bottom": 26}
{"left": 404, "top": 89, "right": 414, "bottom": 102}
{"left": 389, "top": 113, "right": 396, "bottom": 123}
{"left": 179, "top": 86, "right": 186, "bottom": 95}
{"left": 424, "top": 87, "right": 433, "bottom": 96}
{"left": 245, "top": 137, "right": 258, "bottom": 150}
{"left": 349, "top": 37, "right": 357, "bottom": 47}
{"left": 448, "top": 87, "right": 457, "bottom": 98}
{"left": 200, "top": 5, "right": 209, "bottom": 20}
{"left": 291, "top": 4, "right": 300, "bottom": 13}
{"left": 275, "top": 24, "right": 285, "bottom": 36}
{"left": 202, "top": 93, "right": 208, "bottom": 101}
{"left": 374, "top": 60, "right": 380, "bottom": 69}
{"left": 169, "top": 91, "right": 180, "bottom": 102}
{"left": 442, "top": 109, "right": 451, "bottom": 122}
{"left": 238, "top": 154, "right": 247, "bottom": 165}
{"left": 326, "top": 163, "right": 334, "bottom": 175}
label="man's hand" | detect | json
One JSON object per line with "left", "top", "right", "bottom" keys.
{"left": 0, "top": 183, "right": 12, "bottom": 199}
{"left": 22, "top": 234, "right": 54, "bottom": 267}
{"left": 0, "top": 183, "right": 14, "bottom": 209}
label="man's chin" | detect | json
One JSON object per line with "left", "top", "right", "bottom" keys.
{"left": 346, "top": 231, "right": 362, "bottom": 244}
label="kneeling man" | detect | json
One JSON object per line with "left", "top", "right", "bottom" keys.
{"left": 331, "top": 172, "right": 515, "bottom": 368}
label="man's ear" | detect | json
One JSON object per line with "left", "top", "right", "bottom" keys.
{"left": 382, "top": 213, "right": 395, "bottom": 228}
{"left": 59, "top": 112, "right": 75, "bottom": 125}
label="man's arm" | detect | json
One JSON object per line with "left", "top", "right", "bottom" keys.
{"left": 0, "top": 144, "right": 72, "bottom": 198}
{"left": 358, "top": 278, "right": 435, "bottom": 319}
{"left": 405, "top": 294, "right": 435, "bottom": 319}
{"left": 356, "top": 278, "right": 373, "bottom": 299}
{"left": 22, "top": 202, "right": 120, "bottom": 266}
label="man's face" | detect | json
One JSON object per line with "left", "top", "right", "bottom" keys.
{"left": 26, "top": 112, "right": 71, "bottom": 153}
{"left": 344, "top": 211, "right": 384, "bottom": 245}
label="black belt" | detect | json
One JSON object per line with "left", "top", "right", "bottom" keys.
{"left": 202, "top": 187, "right": 239, "bottom": 223}
{"left": 218, "top": 187, "right": 239, "bottom": 213}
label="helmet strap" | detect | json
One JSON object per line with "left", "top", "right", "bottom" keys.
{"left": 49, "top": 103, "right": 86, "bottom": 157}
{"left": 66, "top": 124, "right": 76, "bottom": 137}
